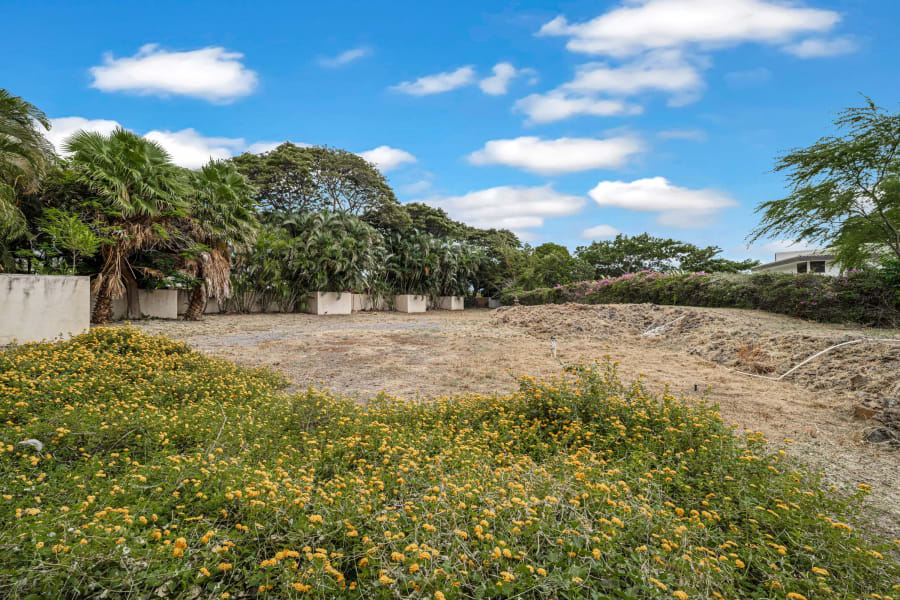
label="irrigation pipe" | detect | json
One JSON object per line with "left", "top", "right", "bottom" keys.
{"left": 642, "top": 315, "right": 687, "bottom": 337}
{"left": 734, "top": 337, "right": 900, "bottom": 381}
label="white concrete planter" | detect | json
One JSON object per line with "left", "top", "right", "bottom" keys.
{"left": 304, "top": 291, "right": 351, "bottom": 315}
{"left": 352, "top": 293, "right": 388, "bottom": 312}
{"left": 101, "top": 289, "right": 178, "bottom": 320}
{"left": 394, "top": 294, "right": 427, "bottom": 313}
{"left": 1, "top": 274, "right": 90, "bottom": 344}
{"left": 437, "top": 295, "right": 464, "bottom": 310}
{"left": 488, "top": 298, "right": 502, "bottom": 309}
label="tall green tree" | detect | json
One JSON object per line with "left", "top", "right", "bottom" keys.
{"left": 232, "top": 143, "right": 403, "bottom": 217}
{"left": 180, "top": 160, "right": 258, "bottom": 320}
{"left": 0, "top": 89, "right": 53, "bottom": 251}
{"left": 576, "top": 233, "right": 756, "bottom": 277}
{"left": 65, "top": 128, "right": 188, "bottom": 323}
{"left": 750, "top": 97, "right": 900, "bottom": 267}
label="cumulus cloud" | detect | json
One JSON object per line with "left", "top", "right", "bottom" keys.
{"left": 588, "top": 176, "right": 736, "bottom": 227}
{"left": 420, "top": 185, "right": 586, "bottom": 238}
{"left": 582, "top": 224, "right": 621, "bottom": 239}
{"left": 467, "top": 136, "right": 644, "bottom": 175}
{"left": 391, "top": 66, "right": 476, "bottom": 96}
{"left": 40, "top": 117, "right": 122, "bottom": 155}
{"left": 479, "top": 62, "right": 536, "bottom": 95}
{"left": 514, "top": 91, "right": 642, "bottom": 124}
{"left": 564, "top": 50, "right": 706, "bottom": 105}
{"left": 317, "top": 46, "right": 372, "bottom": 68}
{"left": 538, "top": 0, "right": 841, "bottom": 57}
{"left": 43, "top": 117, "right": 289, "bottom": 169}
{"left": 782, "top": 37, "right": 857, "bottom": 58}
{"left": 142, "top": 129, "right": 249, "bottom": 169}
{"left": 358, "top": 145, "right": 417, "bottom": 172}
{"left": 90, "top": 44, "right": 258, "bottom": 102}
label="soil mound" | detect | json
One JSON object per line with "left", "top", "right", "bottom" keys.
{"left": 493, "top": 303, "right": 900, "bottom": 445}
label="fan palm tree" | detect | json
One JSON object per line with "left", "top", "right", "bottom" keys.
{"left": 0, "top": 89, "right": 53, "bottom": 246}
{"left": 65, "top": 127, "right": 188, "bottom": 323}
{"left": 180, "top": 160, "right": 258, "bottom": 320}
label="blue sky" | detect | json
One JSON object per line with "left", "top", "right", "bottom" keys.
{"left": 3, "top": 0, "right": 899, "bottom": 260}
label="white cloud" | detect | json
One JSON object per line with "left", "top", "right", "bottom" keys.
{"left": 44, "top": 117, "right": 288, "bottom": 168}
{"left": 391, "top": 66, "right": 476, "bottom": 96}
{"left": 657, "top": 128, "right": 706, "bottom": 141}
{"left": 144, "top": 129, "right": 247, "bottom": 169}
{"left": 538, "top": 0, "right": 841, "bottom": 57}
{"left": 514, "top": 91, "right": 642, "bottom": 124}
{"left": 479, "top": 62, "right": 535, "bottom": 95}
{"left": 90, "top": 44, "right": 258, "bottom": 102}
{"left": 724, "top": 67, "right": 772, "bottom": 86}
{"left": 245, "top": 141, "right": 287, "bottom": 154}
{"left": 40, "top": 117, "right": 122, "bottom": 155}
{"left": 588, "top": 176, "right": 736, "bottom": 227}
{"left": 358, "top": 145, "right": 417, "bottom": 172}
{"left": 420, "top": 185, "right": 586, "bottom": 238}
{"left": 582, "top": 224, "right": 621, "bottom": 239}
{"left": 564, "top": 50, "right": 705, "bottom": 105}
{"left": 783, "top": 37, "right": 857, "bottom": 58}
{"left": 467, "top": 135, "right": 644, "bottom": 175}
{"left": 317, "top": 46, "right": 372, "bottom": 68}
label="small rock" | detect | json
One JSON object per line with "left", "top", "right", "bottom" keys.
{"left": 864, "top": 427, "right": 894, "bottom": 443}
{"left": 853, "top": 405, "right": 877, "bottom": 421}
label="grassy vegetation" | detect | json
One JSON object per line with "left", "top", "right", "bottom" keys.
{"left": 1, "top": 328, "right": 898, "bottom": 599}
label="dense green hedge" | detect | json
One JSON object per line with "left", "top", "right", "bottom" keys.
{"left": 500, "top": 269, "right": 900, "bottom": 326}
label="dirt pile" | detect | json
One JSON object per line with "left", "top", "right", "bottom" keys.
{"left": 492, "top": 303, "right": 900, "bottom": 445}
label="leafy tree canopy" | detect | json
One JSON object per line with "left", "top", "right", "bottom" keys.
{"left": 750, "top": 97, "right": 900, "bottom": 267}
{"left": 575, "top": 233, "right": 757, "bottom": 278}
{"left": 232, "top": 142, "right": 403, "bottom": 218}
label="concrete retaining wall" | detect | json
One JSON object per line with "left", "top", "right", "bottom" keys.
{"left": 91, "top": 289, "right": 179, "bottom": 320}
{"left": 176, "top": 290, "right": 222, "bottom": 316}
{"left": 1, "top": 274, "right": 90, "bottom": 344}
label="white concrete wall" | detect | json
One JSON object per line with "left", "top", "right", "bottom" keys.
{"left": 1, "top": 274, "right": 90, "bottom": 344}
{"left": 176, "top": 290, "right": 222, "bottom": 315}
{"left": 756, "top": 260, "right": 841, "bottom": 275}
{"left": 303, "top": 292, "right": 352, "bottom": 315}
{"left": 92, "top": 289, "right": 179, "bottom": 320}
{"left": 437, "top": 296, "right": 464, "bottom": 310}
{"left": 394, "top": 294, "right": 426, "bottom": 313}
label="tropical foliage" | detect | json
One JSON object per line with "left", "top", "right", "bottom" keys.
{"left": 0, "top": 89, "right": 53, "bottom": 246}
{"left": 1, "top": 327, "right": 898, "bottom": 598}
{"left": 750, "top": 97, "right": 900, "bottom": 266}
{"left": 502, "top": 268, "right": 900, "bottom": 326}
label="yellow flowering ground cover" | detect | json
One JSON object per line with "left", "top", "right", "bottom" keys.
{"left": 1, "top": 327, "right": 898, "bottom": 599}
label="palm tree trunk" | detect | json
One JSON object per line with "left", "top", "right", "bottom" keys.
{"left": 184, "top": 284, "right": 207, "bottom": 321}
{"left": 92, "top": 280, "right": 113, "bottom": 324}
{"left": 124, "top": 270, "right": 141, "bottom": 320}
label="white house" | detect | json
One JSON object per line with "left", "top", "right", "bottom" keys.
{"left": 751, "top": 249, "right": 841, "bottom": 275}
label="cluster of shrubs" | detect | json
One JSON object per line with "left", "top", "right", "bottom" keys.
{"left": 501, "top": 268, "right": 900, "bottom": 326}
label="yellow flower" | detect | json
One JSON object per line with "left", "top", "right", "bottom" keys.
{"left": 734, "top": 559, "right": 745, "bottom": 568}
{"left": 217, "top": 563, "right": 233, "bottom": 571}
{"left": 811, "top": 567, "right": 829, "bottom": 576}
{"left": 434, "top": 592, "right": 446, "bottom": 600}
{"left": 673, "top": 591, "right": 688, "bottom": 600}
{"left": 786, "top": 594, "right": 808, "bottom": 600}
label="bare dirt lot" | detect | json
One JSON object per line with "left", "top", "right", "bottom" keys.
{"left": 127, "top": 305, "right": 900, "bottom": 537}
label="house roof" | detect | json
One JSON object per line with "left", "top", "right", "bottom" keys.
{"left": 751, "top": 254, "right": 835, "bottom": 272}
